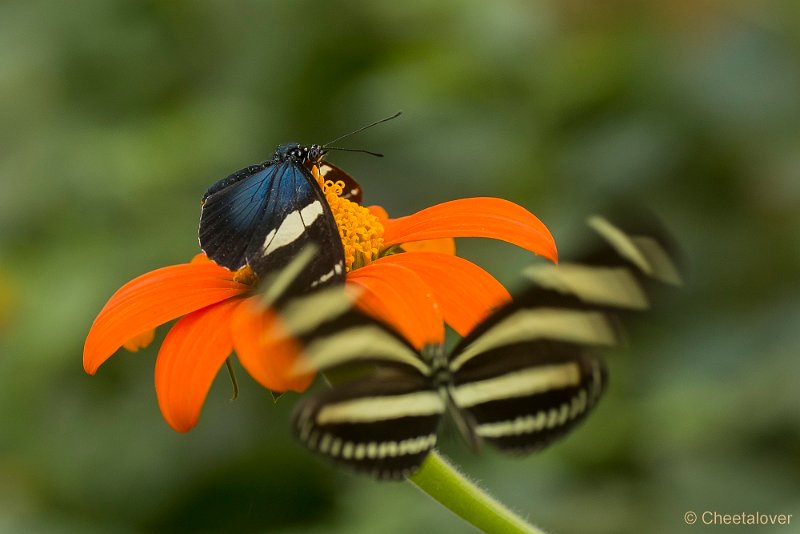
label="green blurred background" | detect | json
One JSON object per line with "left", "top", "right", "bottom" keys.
{"left": 1, "top": 1, "right": 799, "bottom": 532}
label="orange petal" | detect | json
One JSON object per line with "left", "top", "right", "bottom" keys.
{"left": 367, "top": 205, "right": 389, "bottom": 222}
{"left": 231, "top": 297, "right": 313, "bottom": 393}
{"left": 382, "top": 197, "right": 558, "bottom": 263}
{"left": 154, "top": 299, "right": 240, "bottom": 432}
{"left": 347, "top": 262, "right": 444, "bottom": 349}
{"left": 84, "top": 262, "right": 249, "bottom": 375}
{"left": 191, "top": 253, "right": 213, "bottom": 264}
{"left": 372, "top": 252, "right": 511, "bottom": 337}
{"left": 122, "top": 329, "right": 156, "bottom": 352}
{"left": 401, "top": 237, "right": 456, "bottom": 255}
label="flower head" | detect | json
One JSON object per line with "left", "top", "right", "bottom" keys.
{"left": 84, "top": 165, "right": 557, "bottom": 432}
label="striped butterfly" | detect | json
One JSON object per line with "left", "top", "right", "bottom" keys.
{"left": 198, "top": 113, "right": 398, "bottom": 289}
{"left": 279, "top": 216, "right": 681, "bottom": 479}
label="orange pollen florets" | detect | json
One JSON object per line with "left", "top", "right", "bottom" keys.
{"left": 313, "top": 166, "right": 384, "bottom": 272}
{"left": 233, "top": 264, "right": 258, "bottom": 286}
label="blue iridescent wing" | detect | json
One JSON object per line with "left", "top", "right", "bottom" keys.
{"left": 199, "top": 161, "right": 345, "bottom": 290}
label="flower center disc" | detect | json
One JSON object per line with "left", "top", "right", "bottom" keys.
{"left": 313, "top": 166, "right": 384, "bottom": 272}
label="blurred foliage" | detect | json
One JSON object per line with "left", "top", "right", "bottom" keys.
{"left": 1, "top": 1, "right": 799, "bottom": 532}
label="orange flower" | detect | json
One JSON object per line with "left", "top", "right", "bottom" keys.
{"left": 83, "top": 166, "right": 557, "bottom": 432}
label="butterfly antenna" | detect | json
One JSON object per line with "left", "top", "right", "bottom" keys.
{"left": 323, "top": 111, "right": 402, "bottom": 148}
{"left": 324, "top": 146, "right": 384, "bottom": 158}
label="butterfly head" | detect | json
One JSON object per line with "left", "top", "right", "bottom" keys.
{"left": 273, "top": 143, "right": 327, "bottom": 165}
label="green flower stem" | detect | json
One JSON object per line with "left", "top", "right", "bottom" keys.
{"left": 408, "top": 450, "right": 548, "bottom": 534}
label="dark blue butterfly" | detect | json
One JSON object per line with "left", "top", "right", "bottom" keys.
{"left": 199, "top": 144, "right": 350, "bottom": 292}
{"left": 198, "top": 114, "right": 400, "bottom": 292}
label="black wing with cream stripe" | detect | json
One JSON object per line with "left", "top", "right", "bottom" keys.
{"left": 521, "top": 215, "right": 682, "bottom": 312}
{"left": 294, "top": 373, "right": 443, "bottom": 479}
{"left": 286, "top": 216, "right": 680, "bottom": 478}
{"left": 284, "top": 287, "right": 439, "bottom": 478}
{"left": 446, "top": 262, "right": 619, "bottom": 454}
{"left": 452, "top": 350, "right": 606, "bottom": 453}
{"left": 447, "top": 216, "right": 681, "bottom": 453}
{"left": 199, "top": 146, "right": 345, "bottom": 291}
{"left": 282, "top": 288, "right": 432, "bottom": 378}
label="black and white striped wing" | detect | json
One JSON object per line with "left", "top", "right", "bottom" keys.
{"left": 293, "top": 373, "right": 443, "bottom": 479}
{"left": 199, "top": 161, "right": 345, "bottom": 288}
{"left": 279, "top": 287, "right": 433, "bottom": 376}
{"left": 521, "top": 215, "right": 682, "bottom": 312}
{"left": 447, "top": 216, "right": 680, "bottom": 453}
{"left": 447, "top": 292, "right": 612, "bottom": 454}
{"left": 282, "top": 288, "right": 441, "bottom": 479}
